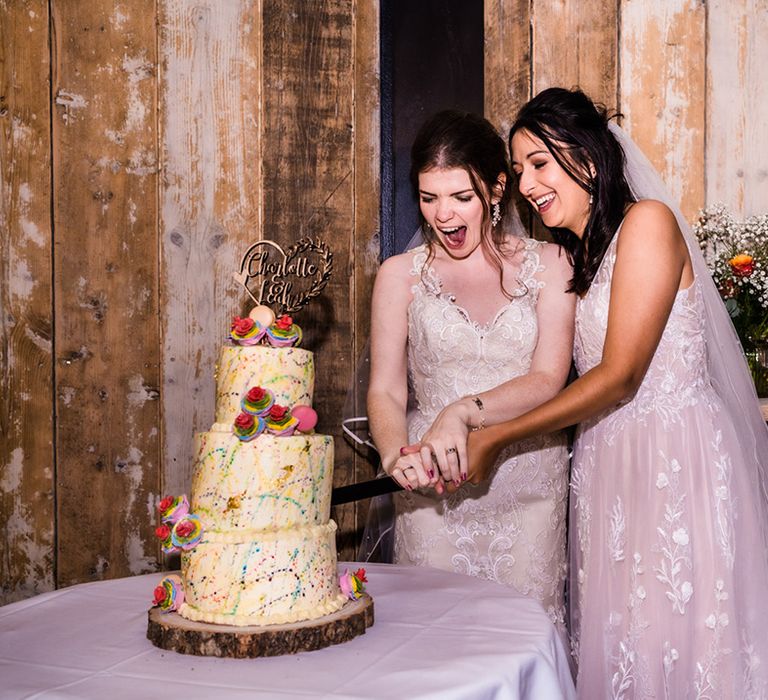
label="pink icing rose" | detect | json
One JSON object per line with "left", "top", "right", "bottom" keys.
{"left": 153, "top": 585, "right": 167, "bottom": 606}
{"left": 275, "top": 314, "right": 293, "bottom": 331}
{"left": 269, "top": 404, "right": 289, "bottom": 422}
{"left": 231, "top": 316, "right": 256, "bottom": 336}
{"left": 158, "top": 496, "right": 173, "bottom": 513}
{"left": 235, "top": 412, "right": 255, "bottom": 430}
{"left": 175, "top": 519, "right": 195, "bottom": 538}
{"left": 247, "top": 386, "right": 266, "bottom": 402}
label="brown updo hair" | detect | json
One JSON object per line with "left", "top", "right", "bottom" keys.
{"left": 410, "top": 109, "right": 515, "bottom": 297}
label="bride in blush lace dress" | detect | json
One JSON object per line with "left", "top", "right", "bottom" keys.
{"left": 367, "top": 110, "right": 575, "bottom": 626}
{"left": 461, "top": 88, "right": 768, "bottom": 698}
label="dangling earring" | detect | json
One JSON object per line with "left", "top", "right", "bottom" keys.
{"left": 589, "top": 191, "right": 594, "bottom": 205}
{"left": 491, "top": 202, "right": 501, "bottom": 228}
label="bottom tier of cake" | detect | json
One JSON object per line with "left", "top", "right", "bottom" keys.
{"left": 178, "top": 521, "right": 346, "bottom": 626}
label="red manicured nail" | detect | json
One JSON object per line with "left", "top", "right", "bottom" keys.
{"left": 428, "top": 469, "right": 435, "bottom": 479}
{"left": 400, "top": 446, "right": 407, "bottom": 455}
{"left": 461, "top": 473, "right": 467, "bottom": 482}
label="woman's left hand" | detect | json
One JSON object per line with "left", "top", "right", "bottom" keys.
{"left": 417, "top": 402, "right": 472, "bottom": 486}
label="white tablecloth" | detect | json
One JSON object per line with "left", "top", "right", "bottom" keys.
{"left": 0, "top": 563, "right": 575, "bottom": 700}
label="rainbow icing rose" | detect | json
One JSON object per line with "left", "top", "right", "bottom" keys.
{"left": 230, "top": 315, "right": 266, "bottom": 345}
{"left": 265, "top": 315, "right": 302, "bottom": 347}
{"left": 171, "top": 514, "right": 204, "bottom": 550}
{"left": 241, "top": 385, "right": 275, "bottom": 416}
{"left": 153, "top": 574, "right": 185, "bottom": 612}
{"left": 157, "top": 495, "right": 190, "bottom": 524}
{"left": 154, "top": 523, "right": 178, "bottom": 554}
{"left": 339, "top": 568, "right": 367, "bottom": 600}
{"left": 233, "top": 411, "right": 266, "bottom": 441}
{"left": 265, "top": 404, "right": 298, "bottom": 436}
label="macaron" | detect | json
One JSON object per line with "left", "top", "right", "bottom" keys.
{"left": 249, "top": 304, "right": 276, "bottom": 328}
{"left": 292, "top": 404, "right": 318, "bottom": 433}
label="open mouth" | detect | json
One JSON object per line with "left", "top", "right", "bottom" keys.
{"left": 440, "top": 226, "right": 467, "bottom": 249}
{"left": 534, "top": 193, "right": 555, "bottom": 213}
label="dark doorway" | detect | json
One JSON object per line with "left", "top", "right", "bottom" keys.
{"left": 380, "top": 0, "right": 484, "bottom": 258}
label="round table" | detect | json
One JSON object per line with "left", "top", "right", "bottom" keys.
{"left": 0, "top": 563, "right": 576, "bottom": 699}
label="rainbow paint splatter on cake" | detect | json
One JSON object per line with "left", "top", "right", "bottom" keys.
{"left": 173, "top": 342, "right": 345, "bottom": 626}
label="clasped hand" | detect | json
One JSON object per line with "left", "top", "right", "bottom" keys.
{"left": 387, "top": 403, "right": 501, "bottom": 493}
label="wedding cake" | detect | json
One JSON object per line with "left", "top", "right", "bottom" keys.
{"left": 152, "top": 306, "right": 349, "bottom": 627}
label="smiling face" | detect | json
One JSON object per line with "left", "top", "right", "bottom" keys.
{"left": 510, "top": 129, "right": 592, "bottom": 238}
{"left": 418, "top": 167, "right": 493, "bottom": 259}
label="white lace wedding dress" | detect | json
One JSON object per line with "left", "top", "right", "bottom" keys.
{"left": 393, "top": 241, "right": 570, "bottom": 626}
{"left": 571, "top": 227, "right": 768, "bottom": 698}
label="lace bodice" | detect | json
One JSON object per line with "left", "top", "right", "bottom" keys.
{"left": 406, "top": 240, "right": 544, "bottom": 440}
{"left": 394, "top": 241, "right": 570, "bottom": 628}
{"left": 574, "top": 231, "right": 712, "bottom": 438}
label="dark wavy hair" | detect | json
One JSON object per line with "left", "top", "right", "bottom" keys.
{"left": 410, "top": 110, "right": 515, "bottom": 297}
{"left": 508, "top": 87, "right": 635, "bottom": 295}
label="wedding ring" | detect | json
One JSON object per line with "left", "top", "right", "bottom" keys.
{"left": 446, "top": 447, "right": 457, "bottom": 454}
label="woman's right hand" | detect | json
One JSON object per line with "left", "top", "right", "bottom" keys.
{"left": 383, "top": 452, "right": 434, "bottom": 491}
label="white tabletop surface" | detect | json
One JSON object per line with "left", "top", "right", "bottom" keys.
{"left": 0, "top": 562, "right": 576, "bottom": 700}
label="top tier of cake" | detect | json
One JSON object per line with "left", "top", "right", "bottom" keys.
{"left": 213, "top": 345, "right": 314, "bottom": 431}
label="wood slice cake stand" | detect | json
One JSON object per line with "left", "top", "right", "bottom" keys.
{"left": 147, "top": 595, "right": 374, "bottom": 658}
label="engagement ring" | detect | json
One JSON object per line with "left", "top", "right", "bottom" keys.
{"left": 446, "top": 447, "right": 457, "bottom": 454}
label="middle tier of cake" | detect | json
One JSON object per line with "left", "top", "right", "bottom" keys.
{"left": 192, "top": 432, "right": 333, "bottom": 530}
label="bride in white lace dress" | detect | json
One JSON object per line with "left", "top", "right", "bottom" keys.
{"left": 462, "top": 88, "right": 768, "bottom": 698}
{"left": 367, "top": 110, "right": 575, "bottom": 624}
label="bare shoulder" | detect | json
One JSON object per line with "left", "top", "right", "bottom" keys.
{"left": 620, "top": 200, "right": 683, "bottom": 248}
{"left": 373, "top": 249, "right": 421, "bottom": 306}
{"left": 614, "top": 200, "right": 689, "bottom": 288}
{"left": 376, "top": 249, "right": 418, "bottom": 282}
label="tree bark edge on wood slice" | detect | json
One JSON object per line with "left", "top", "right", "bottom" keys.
{"left": 147, "top": 594, "right": 374, "bottom": 658}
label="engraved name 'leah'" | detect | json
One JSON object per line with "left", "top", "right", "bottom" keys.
{"left": 236, "top": 237, "right": 334, "bottom": 315}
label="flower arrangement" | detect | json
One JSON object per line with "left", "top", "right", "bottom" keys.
{"left": 694, "top": 205, "right": 768, "bottom": 395}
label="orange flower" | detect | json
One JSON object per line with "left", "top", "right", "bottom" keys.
{"left": 729, "top": 254, "right": 755, "bottom": 277}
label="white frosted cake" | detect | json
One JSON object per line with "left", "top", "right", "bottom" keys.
{"left": 153, "top": 311, "right": 348, "bottom": 627}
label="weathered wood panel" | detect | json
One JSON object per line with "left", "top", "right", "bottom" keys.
{"left": 532, "top": 0, "right": 618, "bottom": 110}
{"left": 620, "top": 0, "right": 706, "bottom": 223}
{"left": 159, "top": 0, "right": 261, "bottom": 499}
{"left": 351, "top": 0, "right": 381, "bottom": 548}
{"left": 484, "top": 0, "right": 533, "bottom": 234}
{"left": 260, "top": 0, "right": 356, "bottom": 558}
{"left": 706, "top": 0, "right": 768, "bottom": 218}
{"left": 484, "top": 0, "right": 531, "bottom": 137}
{"left": 0, "top": 1, "right": 54, "bottom": 604}
{"left": 52, "top": 1, "right": 160, "bottom": 586}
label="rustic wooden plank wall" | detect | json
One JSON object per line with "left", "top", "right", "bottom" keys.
{"left": 1, "top": 1, "right": 766, "bottom": 602}
{"left": 0, "top": 1, "right": 54, "bottom": 604}
{"left": 51, "top": 1, "right": 161, "bottom": 587}
{"left": 707, "top": 0, "right": 768, "bottom": 217}
{"left": 159, "top": 0, "right": 261, "bottom": 500}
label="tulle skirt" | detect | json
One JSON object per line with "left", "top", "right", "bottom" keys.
{"left": 570, "top": 389, "right": 768, "bottom": 698}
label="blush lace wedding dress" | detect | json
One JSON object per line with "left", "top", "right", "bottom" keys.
{"left": 393, "top": 241, "right": 570, "bottom": 628}
{"left": 570, "top": 225, "right": 768, "bottom": 698}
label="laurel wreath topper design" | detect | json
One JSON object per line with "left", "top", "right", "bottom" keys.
{"left": 234, "top": 237, "right": 333, "bottom": 315}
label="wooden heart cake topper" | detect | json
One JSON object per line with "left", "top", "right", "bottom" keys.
{"left": 234, "top": 237, "right": 333, "bottom": 315}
